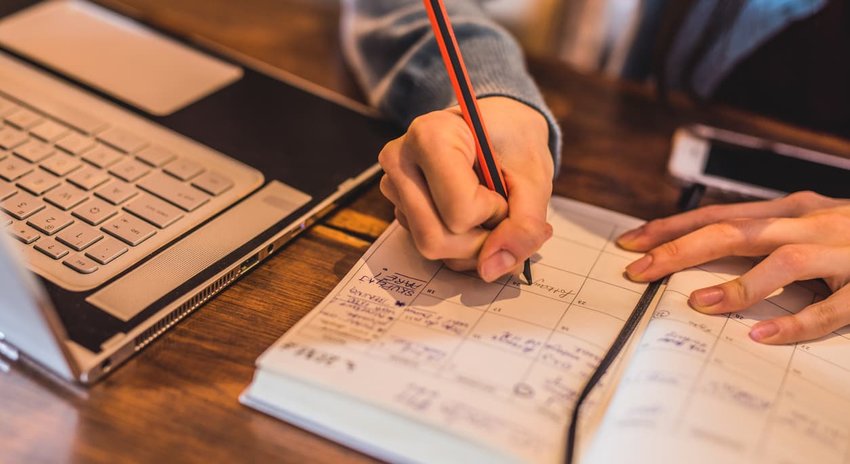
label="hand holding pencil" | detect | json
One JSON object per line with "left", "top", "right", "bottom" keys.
{"left": 376, "top": 0, "right": 555, "bottom": 282}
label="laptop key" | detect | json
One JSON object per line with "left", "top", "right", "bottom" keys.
{"left": 191, "top": 171, "right": 234, "bottom": 196}
{"left": 27, "top": 206, "right": 73, "bottom": 235}
{"left": 0, "top": 155, "right": 34, "bottom": 181}
{"left": 13, "top": 139, "right": 54, "bottom": 163}
{"left": 73, "top": 198, "right": 118, "bottom": 225}
{"left": 124, "top": 194, "right": 183, "bottom": 228}
{"left": 29, "top": 119, "right": 70, "bottom": 142}
{"left": 136, "top": 145, "right": 175, "bottom": 167}
{"left": 0, "top": 126, "right": 28, "bottom": 149}
{"left": 17, "top": 170, "right": 61, "bottom": 196}
{"left": 95, "top": 180, "right": 138, "bottom": 205}
{"left": 109, "top": 158, "right": 150, "bottom": 183}
{"left": 0, "top": 212, "right": 10, "bottom": 226}
{"left": 63, "top": 254, "right": 99, "bottom": 274}
{"left": 1, "top": 191, "right": 45, "bottom": 219}
{"left": 57, "top": 222, "right": 103, "bottom": 251}
{"left": 8, "top": 222, "right": 40, "bottom": 244}
{"left": 44, "top": 183, "right": 88, "bottom": 210}
{"left": 34, "top": 237, "right": 71, "bottom": 260}
{"left": 0, "top": 180, "right": 17, "bottom": 201}
{"left": 138, "top": 172, "right": 210, "bottom": 212}
{"left": 0, "top": 96, "right": 18, "bottom": 117}
{"left": 68, "top": 166, "right": 110, "bottom": 190}
{"left": 56, "top": 131, "right": 96, "bottom": 155}
{"left": 82, "top": 144, "right": 124, "bottom": 168}
{"left": 85, "top": 236, "right": 128, "bottom": 265}
{"left": 163, "top": 158, "right": 204, "bottom": 181}
{"left": 41, "top": 152, "right": 82, "bottom": 176}
{"left": 98, "top": 127, "right": 147, "bottom": 153}
{"left": 5, "top": 108, "right": 44, "bottom": 129}
{"left": 102, "top": 214, "right": 156, "bottom": 246}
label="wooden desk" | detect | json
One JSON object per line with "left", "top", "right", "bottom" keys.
{"left": 2, "top": 1, "right": 849, "bottom": 463}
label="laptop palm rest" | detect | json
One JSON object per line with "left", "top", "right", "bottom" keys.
{"left": 0, "top": 0, "right": 243, "bottom": 116}
{"left": 87, "top": 181, "right": 310, "bottom": 321}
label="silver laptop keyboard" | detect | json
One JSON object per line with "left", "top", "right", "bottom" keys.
{"left": 0, "top": 90, "right": 260, "bottom": 291}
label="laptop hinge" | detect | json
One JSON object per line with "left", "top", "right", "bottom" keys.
{"left": 0, "top": 337, "right": 20, "bottom": 362}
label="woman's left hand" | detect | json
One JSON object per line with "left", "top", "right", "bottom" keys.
{"left": 617, "top": 191, "right": 850, "bottom": 345}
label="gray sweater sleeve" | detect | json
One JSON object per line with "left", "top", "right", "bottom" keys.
{"left": 340, "top": 0, "right": 562, "bottom": 171}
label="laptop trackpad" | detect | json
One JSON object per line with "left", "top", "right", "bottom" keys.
{"left": 87, "top": 181, "right": 311, "bottom": 322}
{"left": 0, "top": 0, "right": 243, "bottom": 116}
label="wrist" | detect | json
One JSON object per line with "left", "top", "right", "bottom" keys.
{"left": 479, "top": 96, "right": 549, "bottom": 143}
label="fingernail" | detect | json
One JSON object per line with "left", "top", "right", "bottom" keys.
{"left": 749, "top": 321, "right": 780, "bottom": 342}
{"left": 617, "top": 226, "right": 644, "bottom": 245}
{"left": 625, "top": 254, "right": 653, "bottom": 278}
{"left": 480, "top": 250, "right": 517, "bottom": 282}
{"left": 689, "top": 287, "right": 725, "bottom": 308}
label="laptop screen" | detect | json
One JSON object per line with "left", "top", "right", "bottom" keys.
{"left": 0, "top": 236, "right": 76, "bottom": 380}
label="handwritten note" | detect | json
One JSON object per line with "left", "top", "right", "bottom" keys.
{"left": 257, "top": 197, "right": 647, "bottom": 463}
{"left": 249, "top": 196, "right": 850, "bottom": 463}
{"left": 582, "top": 259, "right": 850, "bottom": 464}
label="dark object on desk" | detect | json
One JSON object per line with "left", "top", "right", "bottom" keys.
{"left": 669, "top": 125, "right": 850, "bottom": 199}
{"left": 423, "top": 0, "right": 533, "bottom": 285}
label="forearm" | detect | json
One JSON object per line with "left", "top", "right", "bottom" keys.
{"left": 341, "top": 0, "right": 562, "bottom": 172}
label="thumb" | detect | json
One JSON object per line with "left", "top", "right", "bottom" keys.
{"left": 477, "top": 172, "right": 552, "bottom": 282}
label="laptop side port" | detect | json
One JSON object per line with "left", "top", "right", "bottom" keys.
{"left": 240, "top": 253, "right": 260, "bottom": 272}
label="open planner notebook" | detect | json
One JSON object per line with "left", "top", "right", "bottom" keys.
{"left": 241, "top": 197, "right": 850, "bottom": 464}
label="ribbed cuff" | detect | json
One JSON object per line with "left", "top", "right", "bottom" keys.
{"left": 378, "top": 21, "right": 563, "bottom": 175}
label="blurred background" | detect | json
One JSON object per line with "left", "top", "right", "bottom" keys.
{"left": 112, "top": 0, "right": 848, "bottom": 140}
{"left": 487, "top": 0, "right": 648, "bottom": 77}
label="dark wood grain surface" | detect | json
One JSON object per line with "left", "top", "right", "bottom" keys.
{"left": 2, "top": 1, "right": 849, "bottom": 463}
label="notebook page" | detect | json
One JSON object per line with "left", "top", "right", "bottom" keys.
{"left": 583, "top": 259, "right": 850, "bottom": 464}
{"left": 255, "top": 197, "right": 647, "bottom": 463}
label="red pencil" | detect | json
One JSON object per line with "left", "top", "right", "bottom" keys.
{"left": 422, "top": 0, "right": 533, "bottom": 284}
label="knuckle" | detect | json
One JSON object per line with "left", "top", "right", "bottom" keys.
{"left": 411, "top": 228, "right": 445, "bottom": 261}
{"left": 377, "top": 143, "right": 398, "bottom": 170}
{"left": 728, "top": 278, "right": 751, "bottom": 304}
{"left": 810, "top": 302, "right": 840, "bottom": 335}
{"left": 783, "top": 314, "right": 807, "bottom": 338}
{"left": 657, "top": 239, "right": 681, "bottom": 259}
{"left": 785, "top": 190, "right": 826, "bottom": 211}
{"left": 412, "top": 112, "right": 471, "bottom": 151}
{"left": 409, "top": 112, "right": 462, "bottom": 144}
{"left": 442, "top": 206, "right": 473, "bottom": 234}
{"left": 379, "top": 175, "right": 392, "bottom": 195}
{"left": 709, "top": 220, "right": 745, "bottom": 240}
{"left": 772, "top": 244, "right": 810, "bottom": 273}
{"left": 517, "top": 218, "right": 550, "bottom": 249}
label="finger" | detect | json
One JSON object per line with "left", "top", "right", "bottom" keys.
{"left": 625, "top": 217, "right": 811, "bottom": 282}
{"left": 478, "top": 170, "right": 553, "bottom": 282}
{"left": 380, "top": 175, "right": 400, "bottom": 206}
{"left": 381, "top": 136, "right": 488, "bottom": 261}
{"left": 617, "top": 191, "right": 845, "bottom": 252}
{"left": 687, "top": 244, "right": 846, "bottom": 315}
{"left": 395, "top": 207, "right": 410, "bottom": 230}
{"left": 749, "top": 284, "right": 850, "bottom": 344}
{"left": 443, "top": 258, "right": 477, "bottom": 272}
{"left": 404, "top": 112, "right": 508, "bottom": 232}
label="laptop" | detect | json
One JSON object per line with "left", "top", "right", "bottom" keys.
{"left": 0, "top": 0, "right": 397, "bottom": 384}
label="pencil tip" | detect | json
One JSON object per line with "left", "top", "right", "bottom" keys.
{"left": 522, "top": 260, "right": 533, "bottom": 285}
